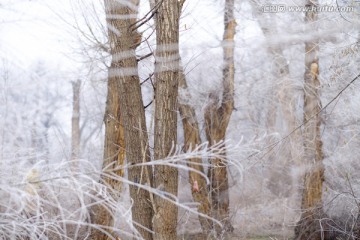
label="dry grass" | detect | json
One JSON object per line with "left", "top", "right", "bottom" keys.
{"left": 177, "top": 233, "right": 289, "bottom": 240}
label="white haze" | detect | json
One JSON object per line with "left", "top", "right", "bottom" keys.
{"left": 1, "top": 0, "right": 360, "bottom": 239}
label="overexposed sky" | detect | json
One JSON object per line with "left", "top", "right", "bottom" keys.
{"left": 0, "top": 0, "right": 85, "bottom": 71}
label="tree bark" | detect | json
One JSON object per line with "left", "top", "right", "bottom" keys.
{"left": 178, "top": 69, "right": 212, "bottom": 233}
{"left": 152, "top": 0, "right": 184, "bottom": 239}
{"left": 204, "top": 0, "right": 236, "bottom": 234}
{"left": 91, "top": 1, "right": 153, "bottom": 239}
{"left": 91, "top": 65, "right": 125, "bottom": 240}
{"left": 71, "top": 80, "right": 81, "bottom": 170}
{"left": 294, "top": 1, "right": 327, "bottom": 239}
{"left": 90, "top": 53, "right": 126, "bottom": 240}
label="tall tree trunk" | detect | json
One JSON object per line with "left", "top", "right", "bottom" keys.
{"left": 294, "top": 1, "right": 327, "bottom": 239}
{"left": 204, "top": 0, "right": 236, "bottom": 234}
{"left": 90, "top": 56, "right": 126, "bottom": 239}
{"left": 178, "top": 68, "right": 212, "bottom": 233}
{"left": 91, "top": 64, "right": 125, "bottom": 240}
{"left": 152, "top": 0, "right": 184, "bottom": 239}
{"left": 118, "top": 59, "right": 154, "bottom": 239}
{"left": 71, "top": 80, "right": 81, "bottom": 170}
{"left": 91, "top": 1, "right": 154, "bottom": 239}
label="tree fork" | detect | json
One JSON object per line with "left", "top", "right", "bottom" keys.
{"left": 204, "top": 0, "right": 236, "bottom": 235}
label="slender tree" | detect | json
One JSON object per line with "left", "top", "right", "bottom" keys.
{"left": 152, "top": 0, "right": 212, "bottom": 230}
{"left": 152, "top": 0, "right": 184, "bottom": 238}
{"left": 178, "top": 68, "right": 212, "bottom": 233}
{"left": 204, "top": 0, "right": 236, "bottom": 234}
{"left": 71, "top": 80, "right": 81, "bottom": 169}
{"left": 295, "top": 1, "right": 327, "bottom": 239}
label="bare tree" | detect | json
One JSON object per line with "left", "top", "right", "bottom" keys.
{"left": 71, "top": 80, "right": 81, "bottom": 169}
{"left": 104, "top": 0, "right": 155, "bottom": 239}
{"left": 152, "top": 0, "right": 184, "bottom": 238}
{"left": 178, "top": 68, "right": 212, "bottom": 233}
{"left": 90, "top": 0, "right": 154, "bottom": 239}
{"left": 204, "top": 0, "right": 236, "bottom": 234}
{"left": 294, "top": 1, "right": 327, "bottom": 239}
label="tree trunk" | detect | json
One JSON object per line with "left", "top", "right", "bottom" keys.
{"left": 178, "top": 68, "right": 212, "bottom": 233}
{"left": 118, "top": 62, "right": 154, "bottom": 239}
{"left": 91, "top": 1, "right": 154, "bottom": 239}
{"left": 204, "top": 0, "right": 236, "bottom": 234}
{"left": 71, "top": 80, "right": 81, "bottom": 170}
{"left": 115, "top": 33, "right": 154, "bottom": 240}
{"left": 294, "top": 1, "right": 328, "bottom": 239}
{"left": 91, "top": 67, "right": 125, "bottom": 240}
{"left": 90, "top": 56, "right": 126, "bottom": 239}
{"left": 152, "top": 0, "right": 184, "bottom": 239}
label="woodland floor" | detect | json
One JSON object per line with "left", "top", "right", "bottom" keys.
{"left": 177, "top": 233, "right": 289, "bottom": 240}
